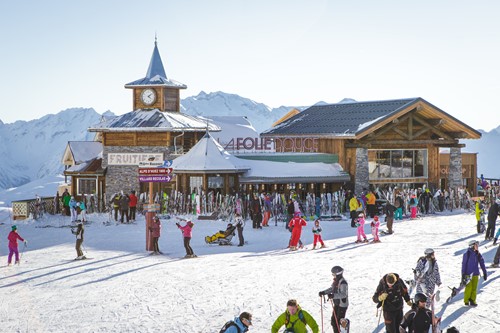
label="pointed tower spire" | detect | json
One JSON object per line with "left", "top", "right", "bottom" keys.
{"left": 146, "top": 37, "right": 167, "bottom": 79}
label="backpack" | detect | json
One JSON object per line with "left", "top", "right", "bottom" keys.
{"left": 285, "top": 310, "right": 307, "bottom": 330}
{"left": 220, "top": 320, "right": 241, "bottom": 333}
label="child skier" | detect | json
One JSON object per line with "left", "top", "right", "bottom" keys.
{"left": 371, "top": 216, "right": 380, "bottom": 243}
{"left": 71, "top": 221, "right": 85, "bottom": 260}
{"left": 176, "top": 217, "right": 196, "bottom": 258}
{"left": 355, "top": 212, "right": 368, "bottom": 243}
{"left": 312, "top": 219, "right": 326, "bottom": 249}
{"left": 7, "top": 225, "right": 27, "bottom": 265}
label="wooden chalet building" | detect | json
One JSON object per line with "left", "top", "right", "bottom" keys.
{"left": 261, "top": 98, "right": 482, "bottom": 195}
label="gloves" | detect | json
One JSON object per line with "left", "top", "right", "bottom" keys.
{"left": 378, "top": 292, "right": 388, "bottom": 302}
{"left": 319, "top": 291, "right": 325, "bottom": 297}
{"left": 24, "top": 240, "right": 28, "bottom": 245}
{"left": 483, "top": 272, "right": 488, "bottom": 281}
{"left": 406, "top": 300, "right": 412, "bottom": 306}
{"left": 461, "top": 275, "right": 467, "bottom": 285}
{"left": 175, "top": 223, "right": 180, "bottom": 227}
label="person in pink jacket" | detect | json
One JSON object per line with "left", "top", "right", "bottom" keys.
{"left": 149, "top": 216, "right": 162, "bottom": 255}
{"left": 176, "top": 217, "right": 196, "bottom": 258}
{"left": 7, "top": 225, "right": 27, "bottom": 265}
{"left": 371, "top": 216, "right": 381, "bottom": 243}
{"left": 355, "top": 212, "right": 368, "bottom": 243}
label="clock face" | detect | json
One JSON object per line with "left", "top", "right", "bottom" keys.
{"left": 141, "top": 88, "right": 156, "bottom": 106}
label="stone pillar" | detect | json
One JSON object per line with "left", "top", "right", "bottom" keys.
{"left": 448, "top": 147, "right": 463, "bottom": 189}
{"left": 355, "top": 147, "right": 369, "bottom": 195}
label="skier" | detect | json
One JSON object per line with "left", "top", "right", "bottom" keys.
{"left": 383, "top": 201, "right": 395, "bottom": 234}
{"left": 399, "top": 293, "right": 433, "bottom": 333}
{"left": 71, "top": 220, "right": 85, "bottom": 259}
{"left": 250, "top": 193, "right": 262, "bottom": 229}
{"left": 234, "top": 212, "right": 245, "bottom": 247}
{"left": 271, "top": 299, "right": 319, "bottom": 333}
{"left": 288, "top": 212, "right": 307, "bottom": 251}
{"left": 7, "top": 225, "right": 27, "bottom": 265}
{"left": 312, "top": 218, "right": 326, "bottom": 249}
{"left": 354, "top": 212, "right": 368, "bottom": 243}
{"left": 176, "top": 217, "right": 195, "bottom": 258}
{"left": 69, "top": 196, "right": 78, "bottom": 222}
{"left": 149, "top": 216, "right": 162, "bottom": 255}
{"left": 485, "top": 198, "right": 500, "bottom": 240}
{"left": 319, "top": 266, "right": 348, "bottom": 333}
{"left": 475, "top": 199, "right": 484, "bottom": 233}
{"left": 371, "top": 216, "right": 380, "bottom": 243}
{"left": 372, "top": 273, "right": 412, "bottom": 333}
{"left": 414, "top": 249, "right": 442, "bottom": 308}
{"left": 220, "top": 311, "right": 253, "bottom": 332}
{"left": 461, "top": 240, "right": 487, "bottom": 306}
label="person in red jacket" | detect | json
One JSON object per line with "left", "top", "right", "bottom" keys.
{"left": 7, "top": 225, "right": 27, "bottom": 265}
{"left": 288, "top": 212, "right": 307, "bottom": 251}
{"left": 149, "top": 216, "right": 162, "bottom": 255}
{"left": 129, "top": 190, "right": 138, "bottom": 222}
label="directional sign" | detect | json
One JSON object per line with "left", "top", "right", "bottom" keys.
{"left": 163, "top": 160, "right": 173, "bottom": 167}
{"left": 138, "top": 161, "right": 164, "bottom": 167}
{"left": 143, "top": 203, "right": 160, "bottom": 212}
{"left": 138, "top": 168, "right": 173, "bottom": 175}
{"left": 139, "top": 175, "right": 173, "bottom": 183}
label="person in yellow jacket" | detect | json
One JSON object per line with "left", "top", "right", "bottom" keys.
{"left": 475, "top": 199, "right": 485, "bottom": 234}
{"left": 349, "top": 195, "right": 362, "bottom": 228}
{"left": 366, "top": 190, "right": 377, "bottom": 218}
{"left": 271, "top": 299, "right": 319, "bottom": 333}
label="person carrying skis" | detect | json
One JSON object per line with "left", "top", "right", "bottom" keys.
{"left": 288, "top": 212, "right": 307, "bottom": 251}
{"left": 485, "top": 198, "right": 500, "bottom": 240}
{"left": 371, "top": 216, "right": 380, "bottom": 243}
{"left": 7, "top": 225, "right": 27, "bottom": 265}
{"left": 319, "top": 266, "right": 348, "bottom": 333}
{"left": 176, "top": 217, "right": 195, "bottom": 258}
{"left": 372, "top": 273, "right": 412, "bottom": 333}
{"left": 414, "top": 248, "right": 442, "bottom": 308}
{"left": 234, "top": 212, "right": 245, "bottom": 247}
{"left": 220, "top": 311, "right": 253, "bottom": 332}
{"left": 71, "top": 220, "right": 85, "bottom": 260}
{"left": 149, "top": 216, "right": 162, "bottom": 255}
{"left": 355, "top": 212, "right": 368, "bottom": 243}
{"left": 399, "top": 293, "right": 433, "bottom": 333}
{"left": 461, "top": 240, "right": 487, "bottom": 306}
{"left": 271, "top": 299, "right": 319, "bottom": 333}
{"left": 312, "top": 218, "right": 326, "bottom": 249}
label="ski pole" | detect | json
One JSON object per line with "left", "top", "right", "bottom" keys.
{"left": 377, "top": 299, "right": 385, "bottom": 327}
{"left": 320, "top": 295, "right": 324, "bottom": 333}
{"left": 329, "top": 298, "right": 341, "bottom": 333}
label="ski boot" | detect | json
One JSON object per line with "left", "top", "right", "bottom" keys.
{"left": 312, "top": 245, "right": 316, "bottom": 250}
{"left": 320, "top": 244, "right": 326, "bottom": 248}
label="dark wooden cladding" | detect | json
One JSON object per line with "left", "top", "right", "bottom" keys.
{"left": 163, "top": 88, "right": 180, "bottom": 112}
{"left": 104, "top": 132, "right": 170, "bottom": 146}
{"left": 132, "top": 87, "right": 181, "bottom": 112}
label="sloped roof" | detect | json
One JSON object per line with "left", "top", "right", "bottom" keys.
{"left": 62, "top": 141, "right": 102, "bottom": 165}
{"left": 262, "top": 97, "right": 481, "bottom": 139}
{"left": 271, "top": 108, "right": 300, "bottom": 127}
{"left": 88, "top": 109, "right": 220, "bottom": 132}
{"left": 124, "top": 41, "right": 187, "bottom": 89}
{"left": 65, "top": 157, "right": 105, "bottom": 175}
{"left": 172, "top": 133, "right": 250, "bottom": 173}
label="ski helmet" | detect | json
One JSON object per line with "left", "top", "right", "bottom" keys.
{"left": 424, "top": 248, "right": 434, "bottom": 257}
{"left": 414, "top": 293, "right": 427, "bottom": 303}
{"left": 468, "top": 240, "right": 479, "bottom": 247}
{"left": 11, "top": 225, "right": 17, "bottom": 231}
{"left": 331, "top": 266, "right": 344, "bottom": 276}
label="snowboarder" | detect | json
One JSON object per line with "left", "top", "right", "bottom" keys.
{"left": 371, "top": 216, "right": 380, "bottom": 243}
{"left": 312, "top": 218, "right": 325, "bottom": 249}
{"left": 234, "top": 212, "right": 245, "bottom": 247}
{"left": 71, "top": 221, "right": 85, "bottom": 259}
{"left": 319, "top": 266, "right": 348, "bottom": 333}
{"left": 485, "top": 198, "right": 500, "bottom": 240}
{"left": 271, "top": 299, "right": 319, "bottom": 333}
{"left": 176, "top": 217, "right": 195, "bottom": 258}
{"left": 399, "top": 293, "right": 433, "bottom": 333}
{"left": 220, "top": 311, "right": 253, "bottom": 332}
{"left": 7, "top": 225, "right": 27, "bottom": 265}
{"left": 355, "top": 212, "right": 368, "bottom": 243}
{"left": 372, "top": 273, "right": 412, "bottom": 333}
{"left": 461, "top": 240, "right": 487, "bottom": 306}
{"left": 149, "top": 216, "right": 162, "bottom": 255}
{"left": 288, "top": 212, "right": 307, "bottom": 251}
{"left": 414, "top": 248, "right": 442, "bottom": 308}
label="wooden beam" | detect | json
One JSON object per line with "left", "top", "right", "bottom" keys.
{"left": 412, "top": 114, "right": 453, "bottom": 140}
{"left": 427, "top": 118, "right": 445, "bottom": 127}
{"left": 367, "top": 113, "right": 412, "bottom": 140}
{"left": 345, "top": 143, "right": 372, "bottom": 148}
{"left": 369, "top": 139, "right": 458, "bottom": 145}
{"left": 408, "top": 115, "right": 413, "bottom": 140}
{"left": 434, "top": 143, "right": 466, "bottom": 148}
{"left": 393, "top": 127, "right": 410, "bottom": 139}
{"left": 446, "top": 131, "right": 468, "bottom": 139}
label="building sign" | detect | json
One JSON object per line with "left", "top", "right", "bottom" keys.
{"left": 275, "top": 137, "right": 319, "bottom": 153}
{"left": 219, "top": 137, "right": 274, "bottom": 152}
{"left": 138, "top": 168, "right": 173, "bottom": 175}
{"left": 139, "top": 175, "right": 173, "bottom": 183}
{"left": 440, "top": 165, "right": 470, "bottom": 178}
{"left": 108, "top": 153, "right": 163, "bottom": 166}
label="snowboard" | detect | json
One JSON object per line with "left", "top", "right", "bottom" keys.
{"left": 380, "top": 230, "right": 394, "bottom": 236}
{"left": 430, "top": 291, "right": 441, "bottom": 333}
{"left": 446, "top": 277, "right": 471, "bottom": 303}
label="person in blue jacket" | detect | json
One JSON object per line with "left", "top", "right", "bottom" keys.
{"left": 461, "top": 240, "right": 487, "bottom": 307}
{"left": 220, "top": 312, "right": 252, "bottom": 332}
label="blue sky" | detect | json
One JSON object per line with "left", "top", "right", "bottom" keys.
{"left": 1, "top": 1, "right": 499, "bottom": 131}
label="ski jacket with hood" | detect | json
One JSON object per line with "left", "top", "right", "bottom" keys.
{"left": 150, "top": 220, "right": 161, "bottom": 238}
{"left": 372, "top": 273, "right": 410, "bottom": 312}
{"left": 177, "top": 222, "right": 193, "bottom": 238}
{"left": 8, "top": 231, "right": 24, "bottom": 248}
{"left": 462, "top": 247, "right": 486, "bottom": 277}
{"left": 223, "top": 317, "right": 248, "bottom": 333}
{"left": 321, "top": 276, "right": 349, "bottom": 308}
{"left": 271, "top": 307, "right": 319, "bottom": 333}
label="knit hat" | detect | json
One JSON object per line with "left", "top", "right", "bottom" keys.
{"left": 11, "top": 225, "right": 17, "bottom": 231}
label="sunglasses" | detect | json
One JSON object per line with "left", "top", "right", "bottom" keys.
{"left": 243, "top": 318, "right": 252, "bottom": 325}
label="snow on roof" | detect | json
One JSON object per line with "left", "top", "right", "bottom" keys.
{"left": 68, "top": 141, "right": 102, "bottom": 164}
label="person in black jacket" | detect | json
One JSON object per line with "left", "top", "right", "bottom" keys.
{"left": 399, "top": 293, "right": 433, "bottom": 333}
{"left": 383, "top": 202, "right": 396, "bottom": 234}
{"left": 250, "top": 194, "right": 262, "bottom": 229}
{"left": 485, "top": 199, "right": 500, "bottom": 240}
{"left": 71, "top": 221, "right": 85, "bottom": 260}
{"left": 372, "top": 273, "right": 411, "bottom": 333}
{"left": 286, "top": 199, "right": 295, "bottom": 230}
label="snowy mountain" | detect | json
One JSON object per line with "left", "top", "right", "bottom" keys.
{"left": 463, "top": 127, "right": 500, "bottom": 179}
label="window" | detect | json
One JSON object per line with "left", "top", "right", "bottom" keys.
{"left": 189, "top": 176, "right": 203, "bottom": 193}
{"left": 78, "top": 178, "right": 97, "bottom": 195}
{"left": 368, "top": 149, "right": 428, "bottom": 180}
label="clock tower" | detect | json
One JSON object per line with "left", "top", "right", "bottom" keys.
{"left": 125, "top": 39, "right": 187, "bottom": 112}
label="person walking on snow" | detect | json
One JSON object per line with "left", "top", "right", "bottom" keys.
{"left": 383, "top": 201, "right": 396, "bottom": 234}
{"left": 355, "top": 212, "right": 368, "bottom": 243}
{"left": 319, "top": 266, "right": 349, "bottom": 333}
{"left": 409, "top": 194, "right": 418, "bottom": 219}
{"left": 271, "top": 299, "right": 319, "bottom": 333}
{"left": 414, "top": 248, "right": 442, "bottom": 308}
{"left": 69, "top": 196, "right": 78, "bottom": 222}
{"left": 176, "top": 217, "right": 195, "bottom": 258}
{"left": 485, "top": 198, "right": 500, "bottom": 240}
{"left": 288, "top": 212, "right": 307, "bottom": 250}
{"left": 399, "top": 293, "right": 433, "bottom": 333}
{"left": 149, "top": 216, "right": 162, "bottom": 255}
{"left": 7, "top": 225, "right": 27, "bottom": 265}
{"left": 372, "top": 273, "right": 412, "bottom": 333}
{"left": 78, "top": 201, "right": 87, "bottom": 222}
{"left": 312, "top": 218, "right": 326, "bottom": 249}
{"left": 371, "top": 216, "right": 381, "bottom": 243}
{"left": 71, "top": 221, "right": 85, "bottom": 259}
{"left": 461, "top": 240, "right": 487, "bottom": 306}
{"left": 129, "top": 190, "right": 138, "bottom": 221}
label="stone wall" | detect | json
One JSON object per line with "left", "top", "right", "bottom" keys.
{"left": 448, "top": 147, "right": 463, "bottom": 189}
{"left": 355, "top": 147, "right": 369, "bottom": 195}
{"left": 103, "top": 146, "right": 172, "bottom": 201}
